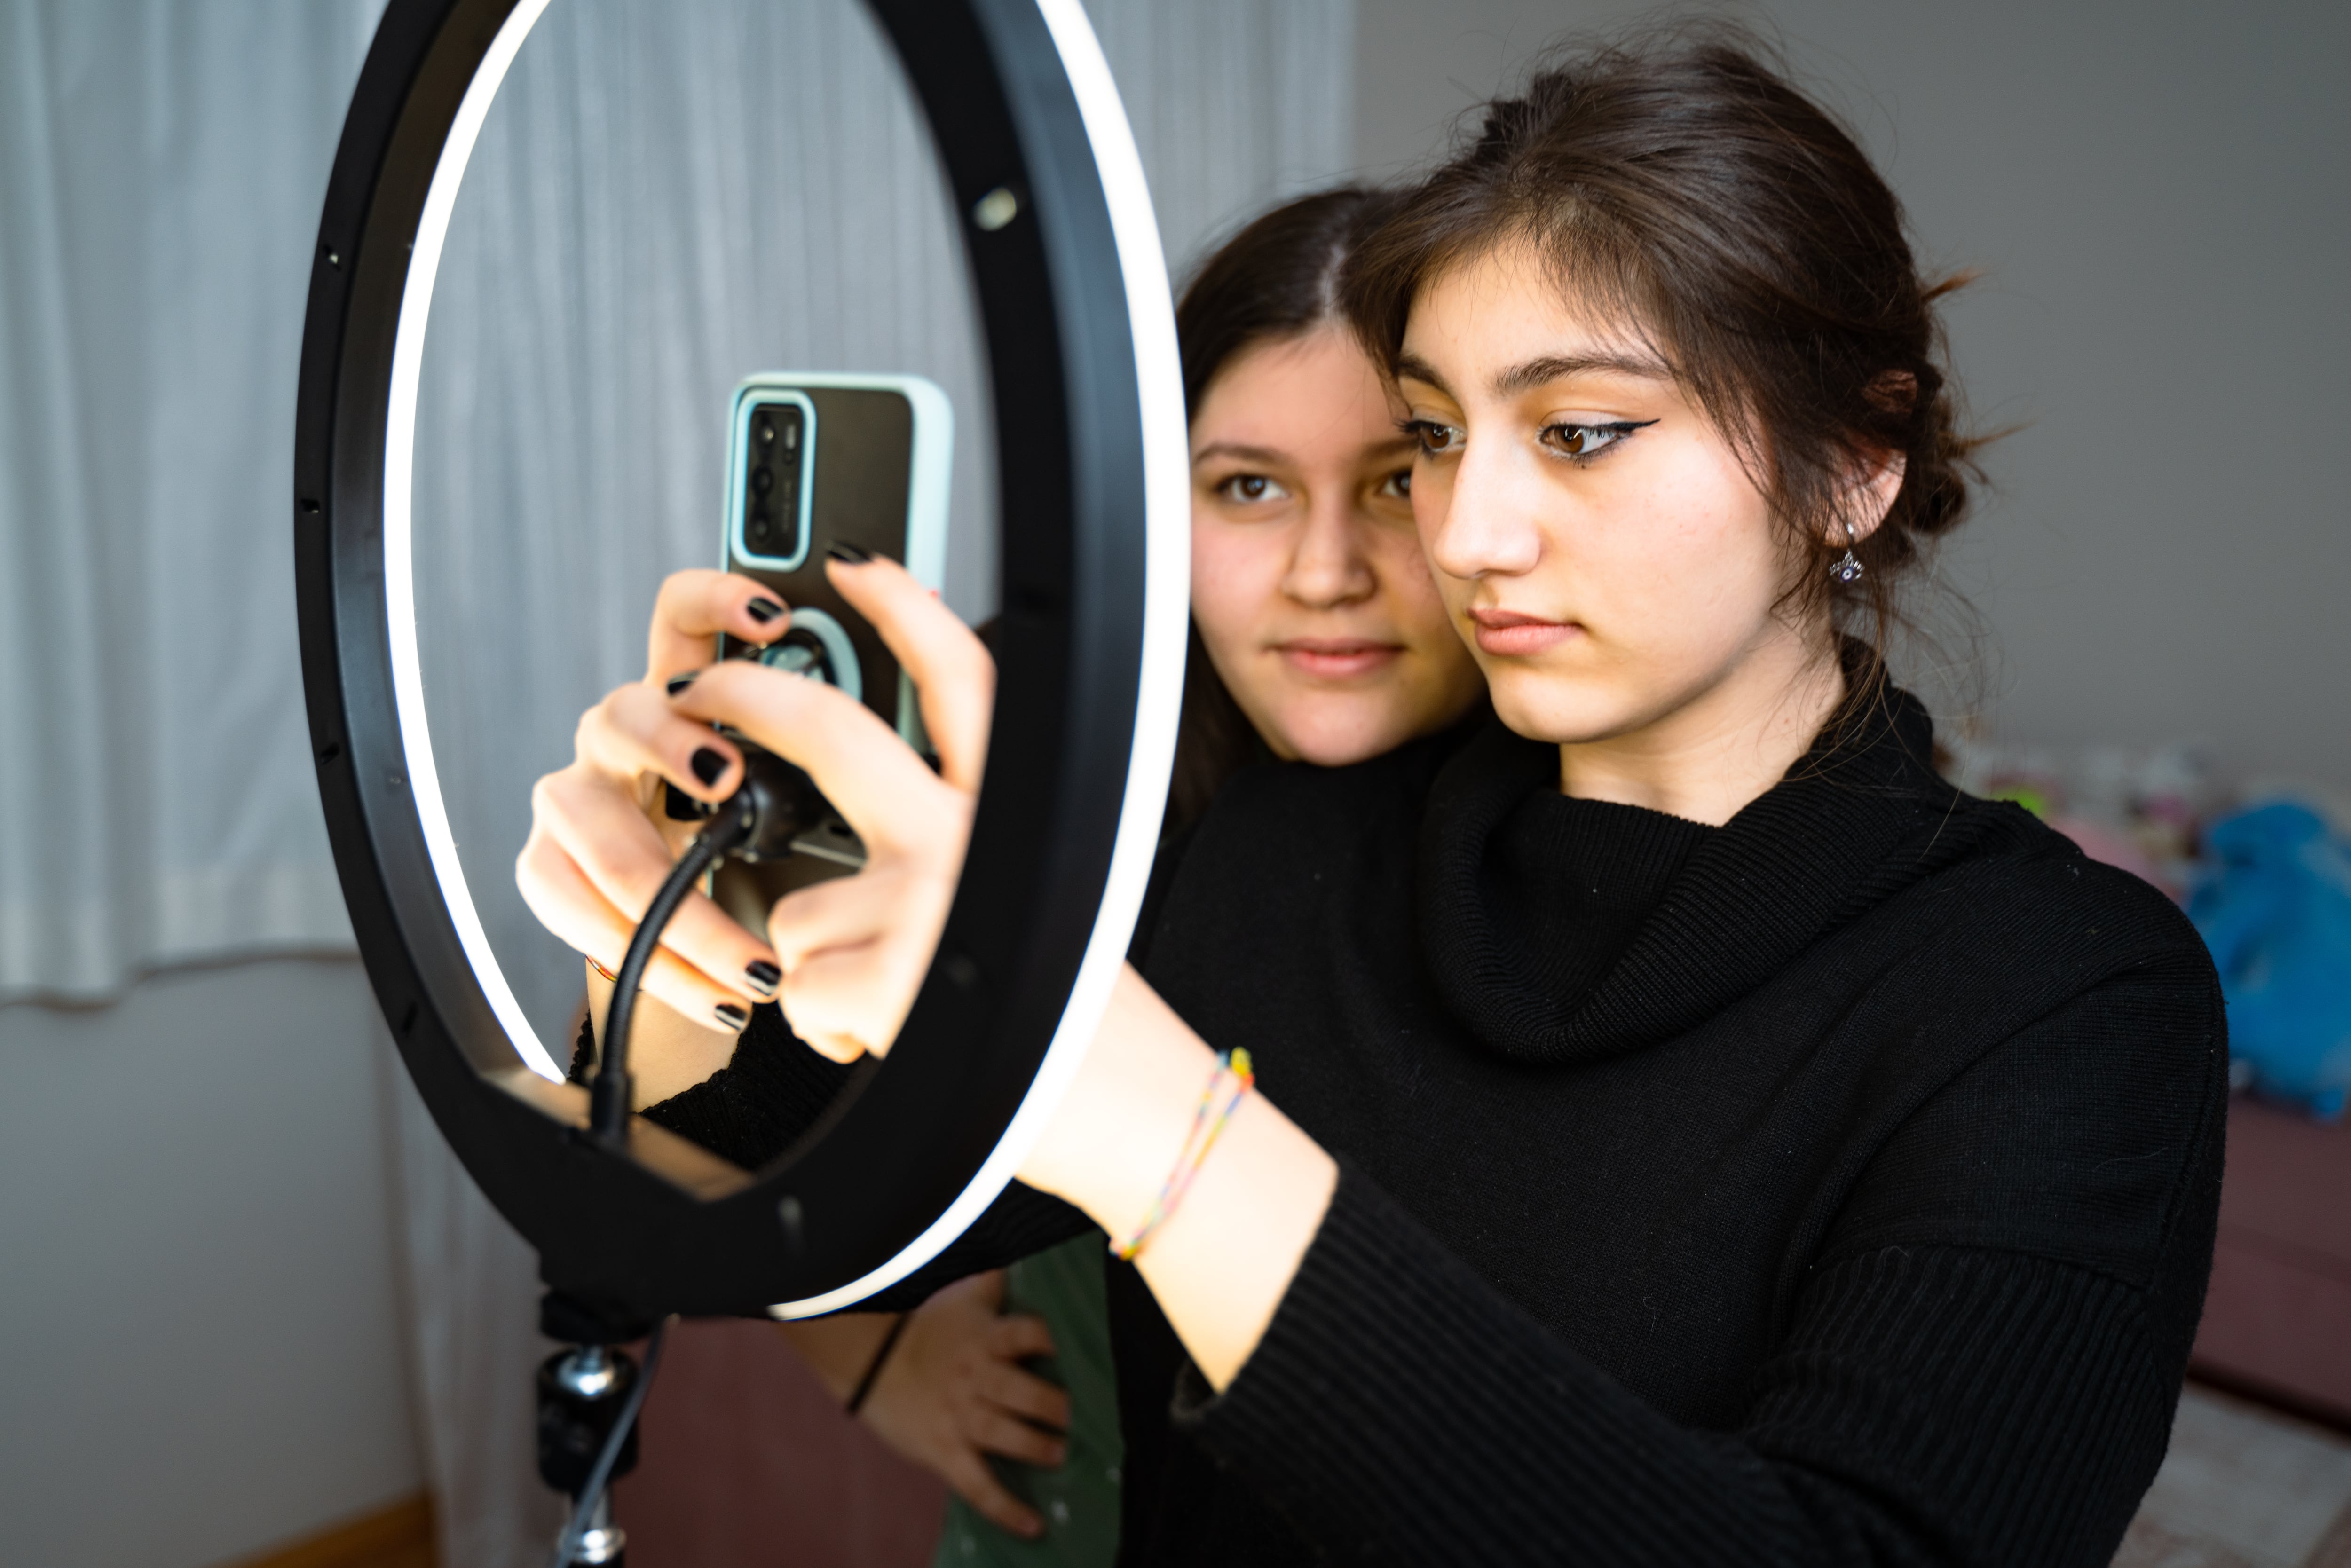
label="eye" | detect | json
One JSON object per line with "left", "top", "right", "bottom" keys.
{"left": 1539, "top": 418, "right": 1657, "bottom": 462}
{"left": 1215, "top": 473, "right": 1289, "bottom": 504}
{"left": 1403, "top": 419, "right": 1464, "bottom": 457}
{"left": 1378, "top": 467, "right": 1412, "bottom": 499}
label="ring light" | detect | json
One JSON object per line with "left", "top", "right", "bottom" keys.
{"left": 295, "top": 0, "right": 1187, "bottom": 1316}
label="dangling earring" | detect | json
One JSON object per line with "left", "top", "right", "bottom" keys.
{"left": 1830, "top": 522, "right": 1864, "bottom": 583}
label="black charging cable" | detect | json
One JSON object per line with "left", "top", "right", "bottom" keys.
{"left": 588, "top": 744, "right": 832, "bottom": 1142}
{"left": 588, "top": 806, "right": 752, "bottom": 1140}
{"left": 547, "top": 1313, "right": 674, "bottom": 1568}
{"left": 555, "top": 749, "right": 837, "bottom": 1561}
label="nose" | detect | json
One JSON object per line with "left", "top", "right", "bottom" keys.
{"left": 1280, "top": 486, "right": 1378, "bottom": 610}
{"left": 1425, "top": 435, "right": 1543, "bottom": 582}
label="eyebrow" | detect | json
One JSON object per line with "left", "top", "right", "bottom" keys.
{"left": 1191, "top": 436, "right": 1414, "bottom": 467}
{"left": 1394, "top": 349, "right": 1672, "bottom": 401}
{"left": 1191, "top": 441, "right": 1288, "bottom": 466}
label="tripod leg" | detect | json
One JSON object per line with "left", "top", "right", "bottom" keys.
{"left": 566, "top": 1489, "right": 626, "bottom": 1566}
{"left": 536, "top": 1292, "right": 658, "bottom": 1566}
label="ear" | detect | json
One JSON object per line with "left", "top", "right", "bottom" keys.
{"left": 1837, "top": 449, "right": 1906, "bottom": 546}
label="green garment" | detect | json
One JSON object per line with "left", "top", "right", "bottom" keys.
{"left": 931, "top": 1234, "right": 1122, "bottom": 1568}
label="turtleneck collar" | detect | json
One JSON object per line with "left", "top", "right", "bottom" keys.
{"left": 1418, "top": 677, "right": 1966, "bottom": 1064}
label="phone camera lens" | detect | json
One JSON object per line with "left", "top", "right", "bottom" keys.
{"left": 756, "top": 417, "right": 776, "bottom": 447}
{"left": 751, "top": 467, "right": 774, "bottom": 496}
{"left": 748, "top": 511, "right": 773, "bottom": 547}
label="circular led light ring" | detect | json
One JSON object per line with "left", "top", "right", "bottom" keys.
{"left": 364, "top": 0, "right": 1189, "bottom": 1311}
{"left": 772, "top": 0, "right": 1190, "bottom": 1318}
{"left": 381, "top": 0, "right": 562, "bottom": 1079}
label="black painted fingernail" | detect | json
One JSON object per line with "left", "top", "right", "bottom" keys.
{"left": 744, "top": 959, "right": 781, "bottom": 996}
{"left": 666, "top": 671, "right": 696, "bottom": 696}
{"left": 691, "top": 747, "right": 728, "bottom": 786}
{"left": 714, "top": 1002, "right": 749, "bottom": 1030}
{"left": 825, "top": 541, "right": 874, "bottom": 564}
{"left": 746, "top": 597, "right": 784, "bottom": 624}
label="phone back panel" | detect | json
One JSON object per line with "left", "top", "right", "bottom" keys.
{"left": 720, "top": 384, "right": 917, "bottom": 732}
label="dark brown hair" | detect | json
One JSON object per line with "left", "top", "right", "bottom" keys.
{"left": 1344, "top": 25, "right": 1982, "bottom": 683}
{"left": 1164, "top": 187, "right": 1404, "bottom": 830}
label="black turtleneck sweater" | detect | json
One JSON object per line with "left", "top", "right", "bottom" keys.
{"left": 641, "top": 688, "right": 2225, "bottom": 1568}
{"left": 1113, "top": 689, "right": 2224, "bottom": 1566}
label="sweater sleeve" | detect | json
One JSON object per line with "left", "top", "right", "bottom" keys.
{"left": 1175, "top": 967, "right": 2227, "bottom": 1568}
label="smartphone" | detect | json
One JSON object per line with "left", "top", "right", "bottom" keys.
{"left": 706, "top": 372, "right": 953, "bottom": 932}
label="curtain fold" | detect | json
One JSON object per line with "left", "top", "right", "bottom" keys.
{"left": 0, "top": 0, "right": 385, "bottom": 1001}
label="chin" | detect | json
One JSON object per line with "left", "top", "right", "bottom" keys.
{"left": 1483, "top": 669, "right": 1646, "bottom": 748}
{"left": 1275, "top": 703, "right": 1420, "bottom": 769}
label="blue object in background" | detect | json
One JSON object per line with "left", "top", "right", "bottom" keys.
{"left": 2190, "top": 801, "right": 2351, "bottom": 1121}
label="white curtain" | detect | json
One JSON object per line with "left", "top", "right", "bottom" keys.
{"left": 1, "top": 0, "right": 1353, "bottom": 1562}
{"left": 1088, "top": 0, "right": 1358, "bottom": 276}
{"left": 0, "top": 0, "right": 386, "bottom": 1001}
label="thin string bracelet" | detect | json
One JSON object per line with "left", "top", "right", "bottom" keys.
{"left": 845, "top": 1312, "right": 910, "bottom": 1415}
{"left": 588, "top": 955, "right": 618, "bottom": 984}
{"left": 1111, "top": 1048, "right": 1254, "bottom": 1262}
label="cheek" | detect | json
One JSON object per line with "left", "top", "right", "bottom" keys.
{"left": 1370, "top": 521, "right": 1462, "bottom": 644}
{"left": 1189, "top": 517, "right": 1284, "bottom": 671}
{"left": 1584, "top": 455, "right": 1781, "bottom": 652}
{"left": 1410, "top": 471, "right": 1477, "bottom": 616}
{"left": 1409, "top": 463, "right": 1451, "bottom": 551}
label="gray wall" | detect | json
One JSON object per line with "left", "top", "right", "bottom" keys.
{"left": 1354, "top": 0, "right": 2351, "bottom": 785}
{"left": 0, "top": 959, "right": 420, "bottom": 1568}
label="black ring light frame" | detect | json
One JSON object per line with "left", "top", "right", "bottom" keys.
{"left": 295, "top": 0, "right": 1186, "bottom": 1318}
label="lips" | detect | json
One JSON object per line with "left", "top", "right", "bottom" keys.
{"left": 1467, "top": 607, "right": 1578, "bottom": 657}
{"left": 1272, "top": 638, "right": 1404, "bottom": 679}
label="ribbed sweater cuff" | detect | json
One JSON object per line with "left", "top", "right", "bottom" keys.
{"left": 1175, "top": 1162, "right": 1790, "bottom": 1564}
{"left": 1172, "top": 1163, "right": 2175, "bottom": 1567}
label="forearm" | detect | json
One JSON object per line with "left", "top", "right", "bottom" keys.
{"left": 1181, "top": 1169, "right": 2175, "bottom": 1567}
{"left": 584, "top": 962, "right": 741, "bottom": 1108}
{"left": 1018, "top": 966, "right": 1336, "bottom": 1389}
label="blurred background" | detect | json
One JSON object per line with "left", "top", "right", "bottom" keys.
{"left": 2, "top": 2, "right": 2346, "bottom": 1565}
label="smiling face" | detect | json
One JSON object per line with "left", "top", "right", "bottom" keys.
{"left": 1397, "top": 242, "right": 1871, "bottom": 819}
{"left": 1191, "top": 325, "right": 1485, "bottom": 765}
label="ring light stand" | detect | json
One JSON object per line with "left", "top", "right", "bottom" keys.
{"left": 293, "top": 0, "right": 1185, "bottom": 1553}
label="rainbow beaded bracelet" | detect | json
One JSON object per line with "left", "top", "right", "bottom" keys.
{"left": 1110, "top": 1048, "right": 1255, "bottom": 1262}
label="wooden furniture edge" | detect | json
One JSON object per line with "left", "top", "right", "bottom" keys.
{"left": 215, "top": 1492, "right": 436, "bottom": 1568}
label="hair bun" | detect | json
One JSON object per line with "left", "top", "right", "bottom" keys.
{"left": 1471, "top": 96, "right": 1540, "bottom": 165}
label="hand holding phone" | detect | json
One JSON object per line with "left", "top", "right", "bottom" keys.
{"left": 704, "top": 373, "right": 953, "bottom": 934}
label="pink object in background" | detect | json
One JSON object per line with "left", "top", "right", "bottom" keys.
{"left": 615, "top": 1317, "right": 946, "bottom": 1567}
{"left": 2192, "top": 1098, "right": 2351, "bottom": 1429}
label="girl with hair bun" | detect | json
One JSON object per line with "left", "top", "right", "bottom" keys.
{"left": 527, "top": 26, "right": 2224, "bottom": 1566}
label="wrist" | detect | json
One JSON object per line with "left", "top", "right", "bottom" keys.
{"left": 1018, "top": 967, "right": 1222, "bottom": 1238}
{"left": 773, "top": 1312, "right": 903, "bottom": 1405}
{"left": 1020, "top": 969, "right": 1336, "bottom": 1391}
{"left": 844, "top": 1312, "right": 910, "bottom": 1415}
